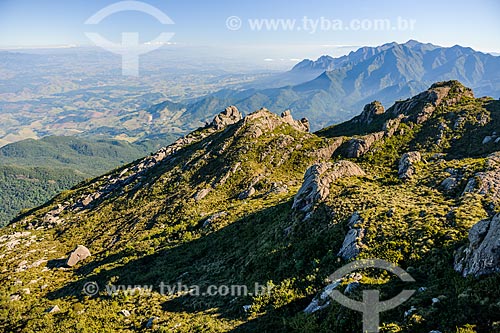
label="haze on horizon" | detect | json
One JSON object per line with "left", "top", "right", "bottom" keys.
{"left": 0, "top": 0, "right": 499, "bottom": 66}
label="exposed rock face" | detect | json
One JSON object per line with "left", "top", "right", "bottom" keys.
{"left": 211, "top": 106, "right": 242, "bottom": 130}
{"left": 462, "top": 153, "right": 500, "bottom": 207}
{"left": 202, "top": 211, "right": 228, "bottom": 228}
{"left": 303, "top": 279, "right": 342, "bottom": 314}
{"left": 355, "top": 101, "right": 385, "bottom": 124}
{"left": 66, "top": 245, "right": 91, "bottom": 267}
{"left": 383, "top": 114, "right": 405, "bottom": 137}
{"left": 337, "top": 212, "right": 366, "bottom": 260}
{"left": 398, "top": 151, "right": 421, "bottom": 180}
{"left": 344, "top": 131, "right": 385, "bottom": 158}
{"left": 292, "top": 161, "right": 365, "bottom": 218}
{"left": 454, "top": 213, "right": 500, "bottom": 277}
{"left": 194, "top": 188, "right": 211, "bottom": 201}
{"left": 387, "top": 81, "right": 474, "bottom": 124}
{"left": 280, "top": 110, "right": 310, "bottom": 132}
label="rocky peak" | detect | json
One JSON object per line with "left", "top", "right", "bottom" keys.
{"left": 388, "top": 81, "right": 474, "bottom": 124}
{"left": 211, "top": 106, "right": 243, "bottom": 130}
{"left": 355, "top": 101, "right": 385, "bottom": 124}
{"left": 280, "top": 110, "right": 310, "bottom": 132}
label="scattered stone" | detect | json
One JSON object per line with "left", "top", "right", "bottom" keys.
{"left": 266, "top": 182, "right": 288, "bottom": 195}
{"left": 303, "top": 279, "right": 342, "bottom": 314}
{"left": 440, "top": 176, "right": 460, "bottom": 193}
{"left": 10, "top": 294, "right": 21, "bottom": 302}
{"left": 398, "top": 151, "right": 421, "bottom": 180}
{"left": 404, "top": 305, "right": 417, "bottom": 318}
{"left": 461, "top": 152, "right": 500, "bottom": 206}
{"left": 344, "top": 131, "right": 385, "bottom": 158}
{"left": 145, "top": 316, "right": 159, "bottom": 329}
{"left": 66, "top": 245, "right": 91, "bottom": 267}
{"left": 193, "top": 188, "right": 211, "bottom": 201}
{"left": 202, "top": 211, "right": 228, "bottom": 228}
{"left": 454, "top": 213, "right": 500, "bottom": 277}
{"left": 238, "top": 187, "right": 256, "bottom": 200}
{"left": 344, "top": 282, "right": 360, "bottom": 294}
{"left": 119, "top": 309, "right": 131, "bottom": 317}
{"left": 432, "top": 297, "right": 440, "bottom": 305}
{"left": 46, "top": 305, "right": 61, "bottom": 313}
{"left": 483, "top": 136, "right": 493, "bottom": 144}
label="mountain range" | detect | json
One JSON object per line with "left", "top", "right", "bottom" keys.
{"left": 1, "top": 81, "right": 499, "bottom": 332}
{"left": 156, "top": 40, "right": 500, "bottom": 131}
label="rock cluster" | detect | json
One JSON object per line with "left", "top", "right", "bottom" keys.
{"left": 337, "top": 212, "right": 366, "bottom": 260}
{"left": 280, "top": 110, "right": 310, "bottom": 132}
{"left": 398, "top": 151, "right": 421, "bottom": 180}
{"left": 462, "top": 152, "right": 500, "bottom": 207}
{"left": 344, "top": 131, "right": 385, "bottom": 158}
{"left": 211, "top": 106, "right": 243, "bottom": 130}
{"left": 454, "top": 213, "right": 500, "bottom": 277}
{"left": 355, "top": 101, "right": 385, "bottom": 124}
{"left": 292, "top": 161, "right": 365, "bottom": 219}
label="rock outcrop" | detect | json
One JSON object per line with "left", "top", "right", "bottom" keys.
{"left": 398, "top": 151, "right": 421, "bottom": 180}
{"left": 344, "top": 131, "right": 385, "bottom": 158}
{"left": 337, "top": 212, "right": 366, "bottom": 260}
{"left": 355, "top": 101, "right": 385, "bottom": 124}
{"left": 462, "top": 152, "right": 500, "bottom": 207}
{"left": 292, "top": 161, "right": 365, "bottom": 219}
{"left": 454, "top": 213, "right": 500, "bottom": 277}
{"left": 211, "top": 106, "right": 243, "bottom": 130}
{"left": 66, "top": 245, "right": 91, "bottom": 267}
{"left": 280, "top": 110, "right": 310, "bottom": 132}
{"left": 388, "top": 81, "right": 474, "bottom": 124}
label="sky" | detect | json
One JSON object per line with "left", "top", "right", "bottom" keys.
{"left": 0, "top": 0, "right": 499, "bottom": 62}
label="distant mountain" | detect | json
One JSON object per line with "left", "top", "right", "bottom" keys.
{"left": 171, "top": 40, "right": 500, "bottom": 130}
{"left": 0, "top": 136, "right": 172, "bottom": 226}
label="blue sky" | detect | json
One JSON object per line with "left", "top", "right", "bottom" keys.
{"left": 0, "top": 0, "right": 499, "bottom": 59}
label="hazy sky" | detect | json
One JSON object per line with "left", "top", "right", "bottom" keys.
{"left": 0, "top": 0, "right": 499, "bottom": 61}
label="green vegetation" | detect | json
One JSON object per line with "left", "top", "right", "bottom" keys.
{"left": 0, "top": 136, "right": 175, "bottom": 226}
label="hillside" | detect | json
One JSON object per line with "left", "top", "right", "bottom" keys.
{"left": 0, "top": 81, "right": 499, "bottom": 333}
{"left": 0, "top": 136, "right": 174, "bottom": 226}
